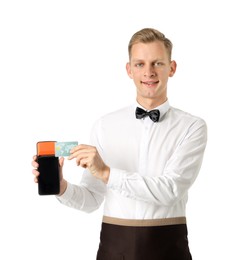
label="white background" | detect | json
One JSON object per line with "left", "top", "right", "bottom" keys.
{"left": 0, "top": 0, "right": 238, "bottom": 259}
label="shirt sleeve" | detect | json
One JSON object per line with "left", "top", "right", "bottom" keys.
{"left": 107, "top": 119, "right": 207, "bottom": 206}
{"left": 56, "top": 119, "right": 107, "bottom": 213}
{"left": 56, "top": 170, "right": 106, "bottom": 213}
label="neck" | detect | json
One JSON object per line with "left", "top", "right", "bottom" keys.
{"left": 136, "top": 97, "right": 168, "bottom": 110}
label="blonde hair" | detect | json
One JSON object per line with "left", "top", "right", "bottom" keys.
{"left": 128, "top": 28, "right": 173, "bottom": 61}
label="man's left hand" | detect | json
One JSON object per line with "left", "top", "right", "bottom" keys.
{"left": 68, "top": 144, "right": 110, "bottom": 184}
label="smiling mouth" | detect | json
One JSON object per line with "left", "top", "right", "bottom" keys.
{"left": 141, "top": 81, "right": 159, "bottom": 87}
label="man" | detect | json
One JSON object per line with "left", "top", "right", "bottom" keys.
{"left": 32, "top": 28, "right": 207, "bottom": 259}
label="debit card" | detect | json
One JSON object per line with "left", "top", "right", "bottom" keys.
{"left": 55, "top": 141, "right": 78, "bottom": 157}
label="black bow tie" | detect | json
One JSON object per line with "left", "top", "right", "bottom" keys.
{"left": 135, "top": 107, "right": 160, "bottom": 122}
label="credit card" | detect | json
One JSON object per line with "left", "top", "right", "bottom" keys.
{"left": 55, "top": 141, "right": 78, "bottom": 157}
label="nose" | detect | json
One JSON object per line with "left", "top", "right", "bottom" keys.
{"left": 144, "top": 65, "right": 156, "bottom": 77}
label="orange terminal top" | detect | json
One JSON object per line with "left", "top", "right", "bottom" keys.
{"left": 37, "top": 141, "right": 56, "bottom": 156}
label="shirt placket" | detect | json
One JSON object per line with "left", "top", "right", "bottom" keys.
{"left": 138, "top": 117, "right": 152, "bottom": 175}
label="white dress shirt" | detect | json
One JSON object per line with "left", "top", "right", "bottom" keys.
{"left": 57, "top": 100, "right": 207, "bottom": 220}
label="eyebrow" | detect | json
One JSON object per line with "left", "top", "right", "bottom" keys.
{"left": 131, "top": 58, "right": 165, "bottom": 63}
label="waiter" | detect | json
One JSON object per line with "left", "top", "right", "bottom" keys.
{"left": 32, "top": 28, "right": 207, "bottom": 260}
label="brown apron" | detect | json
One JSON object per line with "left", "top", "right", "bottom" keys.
{"left": 96, "top": 217, "right": 192, "bottom": 260}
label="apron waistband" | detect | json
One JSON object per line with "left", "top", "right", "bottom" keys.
{"left": 102, "top": 216, "right": 187, "bottom": 227}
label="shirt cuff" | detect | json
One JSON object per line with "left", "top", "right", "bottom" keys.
{"left": 56, "top": 182, "right": 74, "bottom": 202}
{"left": 107, "top": 168, "right": 125, "bottom": 190}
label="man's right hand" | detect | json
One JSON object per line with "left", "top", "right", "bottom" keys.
{"left": 31, "top": 155, "right": 67, "bottom": 196}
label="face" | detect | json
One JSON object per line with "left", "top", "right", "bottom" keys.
{"left": 126, "top": 41, "right": 176, "bottom": 109}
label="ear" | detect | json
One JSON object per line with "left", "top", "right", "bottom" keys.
{"left": 169, "top": 60, "right": 177, "bottom": 77}
{"left": 126, "top": 62, "right": 133, "bottom": 79}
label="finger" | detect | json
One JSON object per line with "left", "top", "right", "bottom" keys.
{"left": 76, "top": 158, "right": 88, "bottom": 168}
{"left": 70, "top": 144, "right": 95, "bottom": 154}
{"left": 32, "top": 169, "right": 40, "bottom": 177}
{"left": 68, "top": 145, "right": 96, "bottom": 160}
{"left": 67, "top": 154, "right": 74, "bottom": 160}
{"left": 68, "top": 150, "right": 86, "bottom": 160}
{"left": 70, "top": 144, "right": 82, "bottom": 154}
{"left": 33, "top": 169, "right": 39, "bottom": 183}
{"left": 68, "top": 150, "right": 80, "bottom": 160}
{"left": 59, "top": 157, "right": 64, "bottom": 167}
{"left": 32, "top": 160, "right": 39, "bottom": 168}
{"left": 32, "top": 155, "right": 37, "bottom": 161}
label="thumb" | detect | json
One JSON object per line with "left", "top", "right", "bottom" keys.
{"left": 59, "top": 157, "right": 64, "bottom": 181}
{"left": 59, "top": 157, "right": 64, "bottom": 167}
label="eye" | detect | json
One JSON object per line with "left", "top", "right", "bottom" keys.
{"left": 135, "top": 63, "right": 144, "bottom": 68}
{"left": 154, "top": 62, "right": 164, "bottom": 67}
